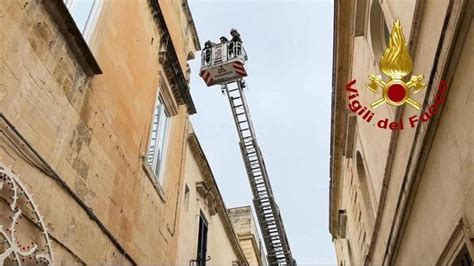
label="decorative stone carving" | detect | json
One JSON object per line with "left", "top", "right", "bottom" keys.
{"left": 196, "top": 181, "right": 217, "bottom": 216}
{"left": 0, "top": 164, "right": 54, "bottom": 265}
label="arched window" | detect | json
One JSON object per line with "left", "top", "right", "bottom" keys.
{"left": 356, "top": 151, "right": 375, "bottom": 227}
{"left": 369, "top": 0, "right": 390, "bottom": 62}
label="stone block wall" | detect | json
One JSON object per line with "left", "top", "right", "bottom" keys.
{"left": 0, "top": 0, "right": 199, "bottom": 264}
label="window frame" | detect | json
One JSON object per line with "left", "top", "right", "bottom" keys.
{"left": 437, "top": 218, "right": 474, "bottom": 264}
{"left": 452, "top": 244, "right": 473, "bottom": 266}
{"left": 338, "top": 209, "right": 348, "bottom": 238}
{"left": 196, "top": 211, "right": 209, "bottom": 266}
{"left": 63, "top": 0, "right": 103, "bottom": 42}
{"left": 369, "top": 0, "right": 390, "bottom": 63}
{"left": 146, "top": 94, "right": 172, "bottom": 186}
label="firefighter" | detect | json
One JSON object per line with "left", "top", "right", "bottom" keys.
{"left": 204, "top": 40, "right": 215, "bottom": 64}
{"left": 229, "top": 28, "right": 242, "bottom": 58}
{"left": 219, "top": 36, "right": 228, "bottom": 44}
{"left": 230, "top": 28, "right": 242, "bottom": 43}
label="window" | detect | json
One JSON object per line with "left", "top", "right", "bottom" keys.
{"left": 147, "top": 95, "right": 171, "bottom": 185}
{"left": 196, "top": 212, "right": 209, "bottom": 266}
{"left": 338, "top": 209, "right": 347, "bottom": 238}
{"left": 369, "top": 0, "right": 390, "bottom": 61}
{"left": 64, "top": 0, "right": 102, "bottom": 41}
{"left": 452, "top": 245, "right": 473, "bottom": 266}
{"left": 437, "top": 219, "right": 474, "bottom": 265}
{"left": 355, "top": 0, "right": 368, "bottom": 36}
{"left": 356, "top": 151, "right": 375, "bottom": 228}
{"left": 344, "top": 113, "right": 357, "bottom": 158}
{"left": 184, "top": 184, "right": 190, "bottom": 211}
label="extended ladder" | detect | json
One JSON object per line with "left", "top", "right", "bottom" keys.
{"left": 223, "top": 79, "right": 295, "bottom": 265}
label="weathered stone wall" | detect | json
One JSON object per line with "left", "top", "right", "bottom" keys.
{"left": 332, "top": 0, "right": 474, "bottom": 265}
{"left": 0, "top": 0, "right": 199, "bottom": 264}
{"left": 228, "top": 206, "right": 263, "bottom": 266}
{"left": 394, "top": 16, "right": 474, "bottom": 264}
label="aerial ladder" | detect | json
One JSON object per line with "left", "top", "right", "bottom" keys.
{"left": 200, "top": 40, "right": 296, "bottom": 265}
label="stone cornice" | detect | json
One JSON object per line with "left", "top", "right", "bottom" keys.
{"left": 148, "top": 0, "right": 197, "bottom": 114}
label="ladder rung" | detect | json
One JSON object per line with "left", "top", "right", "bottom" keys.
{"left": 259, "top": 210, "right": 272, "bottom": 215}
{"left": 255, "top": 197, "right": 270, "bottom": 203}
{"left": 264, "top": 217, "right": 276, "bottom": 222}
{"left": 267, "top": 250, "right": 285, "bottom": 257}
{"left": 243, "top": 138, "right": 253, "bottom": 144}
{"left": 262, "top": 218, "right": 276, "bottom": 224}
{"left": 246, "top": 149, "right": 256, "bottom": 155}
{"left": 248, "top": 158, "right": 260, "bottom": 165}
{"left": 265, "top": 234, "right": 279, "bottom": 239}
{"left": 247, "top": 151, "right": 257, "bottom": 155}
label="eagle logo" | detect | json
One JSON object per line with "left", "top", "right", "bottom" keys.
{"left": 367, "top": 19, "right": 425, "bottom": 109}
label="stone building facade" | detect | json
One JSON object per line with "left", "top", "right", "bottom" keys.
{"left": 175, "top": 130, "right": 247, "bottom": 265}
{"left": 0, "top": 0, "right": 253, "bottom": 264}
{"left": 228, "top": 206, "right": 266, "bottom": 266}
{"left": 330, "top": 0, "right": 473, "bottom": 265}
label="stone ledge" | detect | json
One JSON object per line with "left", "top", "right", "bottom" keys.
{"left": 42, "top": 0, "right": 102, "bottom": 76}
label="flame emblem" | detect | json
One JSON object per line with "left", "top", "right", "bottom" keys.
{"left": 367, "top": 19, "right": 425, "bottom": 109}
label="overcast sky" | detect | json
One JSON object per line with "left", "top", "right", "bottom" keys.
{"left": 188, "top": 0, "right": 335, "bottom": 264}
